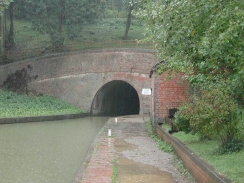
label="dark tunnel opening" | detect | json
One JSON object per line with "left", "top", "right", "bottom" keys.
{"left": 90, "top": 80, "right": 140, "bottom": 116}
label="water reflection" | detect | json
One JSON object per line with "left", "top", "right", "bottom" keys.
{"left": 0, "top": 116, "right": 108, "bottom": 183}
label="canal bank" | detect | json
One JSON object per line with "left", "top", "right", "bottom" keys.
{"left": 78, "top": 115, "right": 195, "bottom": 183}
{"left": 0, "top": 116, "right": 108, "bottom": 183}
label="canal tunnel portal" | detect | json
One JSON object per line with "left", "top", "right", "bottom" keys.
{"left": 0, "top": 49, "right": 189, "bottom": 121}
{"left": 91, "top": 80, "right": 140, "bottom": 116}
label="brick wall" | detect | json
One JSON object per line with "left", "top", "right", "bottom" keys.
{"left": 0, "top": 49, "right": 158, "bottom": 114}
{"left": 152, "top": 72, "right": 189, "bottom": 123}
{"left": 0, "top": 49, "right": 189, "bottom": 117}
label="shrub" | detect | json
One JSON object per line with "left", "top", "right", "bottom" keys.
{"left": 175, "top": 82, "right": 244, "bottom": 152}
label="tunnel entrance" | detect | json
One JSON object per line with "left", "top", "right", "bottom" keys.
{"left": 90, "top": 80, "right": 140, "bottom": 116}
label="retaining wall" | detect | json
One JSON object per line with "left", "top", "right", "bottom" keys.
{"left": 156, "top": 125, "right": 232, "bottom": 183}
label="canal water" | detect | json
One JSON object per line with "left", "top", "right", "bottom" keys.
{"left": 0, "top": 116, "right": 109, "bottom": 183}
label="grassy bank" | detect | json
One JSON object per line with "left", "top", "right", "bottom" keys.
{"left": 158, "top": 123, "right": 244, "bottom": 183}
{"left": 0, "top": 90, "right": 83, "bottom": 117}
{"left": 4, "top": 18, "right": 152, "bottom": 63}
{"left": 14, "top": 18, "right": 147, "bottom": 49}
{"left": 172, "top": 131, "right": 244, "bottom": 183}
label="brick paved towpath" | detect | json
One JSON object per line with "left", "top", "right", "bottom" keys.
{"left": 76, "top": 115, "right": 195, "bottom": 183}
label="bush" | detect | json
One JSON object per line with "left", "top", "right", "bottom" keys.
{"left": 175, "top": 82, "right": 244, "bottom": 152}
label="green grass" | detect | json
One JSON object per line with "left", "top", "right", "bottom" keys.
{"left": 6, "top": 18, "right": 152, "bottom": 62}
{"left": 112, "top": 158, "right": 118, "bottom": 183}
{"left": 0, "top": 90, "right": 83, "bottom": 117}
{"left": 170, "top": 127, "right": 244, "bottom": 183}
{"left": 14, "top": 20, "right": 50, "bottom": 49}
{"left": 13, "top": 18, "right": 148, "bottom": 49}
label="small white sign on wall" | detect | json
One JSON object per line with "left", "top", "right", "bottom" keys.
{"left": 142, "top": 88, "right": 152, "bottom": 96}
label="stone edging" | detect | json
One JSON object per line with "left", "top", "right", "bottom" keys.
{"left": 0, "top": 113, "right": 89, "bottom": 124}
{"left": 156, "top": 125, "right": 232, "bottom": 183}
{"left": 73, "top": 118, "right": 114, "bottom": 183}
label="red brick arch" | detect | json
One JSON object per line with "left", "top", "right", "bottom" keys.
{"left": 0, "top": 49, "right": 188, "bottom": 119}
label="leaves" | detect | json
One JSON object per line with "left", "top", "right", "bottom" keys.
{"left": 136, "top": 0, "right": 244, "bottom": 87}
{"left": 0, "top": 90, "right": 82, "bottom": 117}
{"left": 0, "top": 0, "right": 13, "bottom": 14}
{"left": 26, "top": 0, "right": 105, "bottom": 45}
{"left": 174, "top": 82, "right": 244, "bottom": 152}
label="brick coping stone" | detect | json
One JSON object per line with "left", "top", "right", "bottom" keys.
{"left": 0, "top": 113, "right": 89, "bottom": 124}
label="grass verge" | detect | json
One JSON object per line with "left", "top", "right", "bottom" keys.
{"left": 0, "top": 90, "right": 83, "bottom": 117}
{"left": 171, "top": 129, "right": 244, "bottom": 183}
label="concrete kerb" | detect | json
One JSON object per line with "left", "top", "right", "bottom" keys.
{"left": 156, "top": 125, "right": 232, "bottom": 183}
{"left": 0, "top": 113, "right": 89, "bottom": 124}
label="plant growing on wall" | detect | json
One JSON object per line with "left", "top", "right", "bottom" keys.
{"left": 3, "top": 65, "right": 38, "bottom": 94}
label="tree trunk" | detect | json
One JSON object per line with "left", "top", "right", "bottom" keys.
{"left": 123, "top": 2, "right": 135, "bottom": 40}
{"left": 0, "top": 14, "right": 4, "bottom": 53}
{"left": 8, "top": 2, "right": 14, "bottom": 47}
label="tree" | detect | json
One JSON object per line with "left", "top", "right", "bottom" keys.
{"left": 123, "top": 0, "right": 136, "bottom": 40}
{"left": 13, "top": 0, "right": 29, "bottom": 20}
{"left": 26, "top": 0, "right": 104, "bottom": 48}
{"left": 6, "top": 1, "right": 14, "bottom": 47}
{"left": 136, "top": 0, "right": 244, "bottom": 89}
{"left": 0, "top": 0, "right": 13, "bottom": 14}
{"left": 0, "top": 0, "right": 13, "bottom": 52}
{"left": 136, "top": 0, "right": 244, "bottom": 152}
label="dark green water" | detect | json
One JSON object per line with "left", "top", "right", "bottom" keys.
{"left": 0, "top": 116, "right": 108, "bottom": 183}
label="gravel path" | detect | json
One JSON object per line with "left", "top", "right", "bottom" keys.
{"left": 79, "top": 115, "right": 196, "bottom": 183}
{"left": 112, "top": 115, "right": 196, "bottom": 183}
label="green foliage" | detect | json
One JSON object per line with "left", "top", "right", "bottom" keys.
{"left": 13, "top": 18, "right": 145, "bottom": 49}
{"left": 173, "top": 131, "right": 244, "bottom": 183}
{"left": 136, "top": 0, "right": 244, "bottom": 82}
{"left": 0, "top": 0, "right": 13, "bottom": 14}
{"left": 0, "top": 90, "right": 82, "bottom": 117}
{"left": 137, "top": 0, "right": 244, "bottom": 153}
{"left": 136, "top": 0, "right": 244, "bottom": 105}
{"left": 25, "top": 0, "right": 105, "bottom": 46}
{"left": 174, "top": 82, "right": 244, "bottom": 152}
